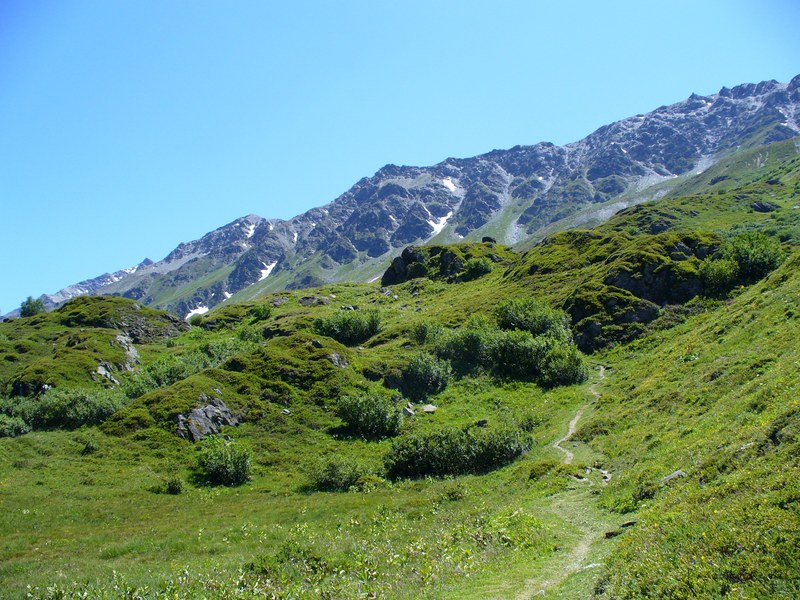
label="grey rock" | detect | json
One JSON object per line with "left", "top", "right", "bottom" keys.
{"left": 311, "top": 339, "right": 324, "bottom": 348}
{"left": 422, "top": 404, "right": 438, "bottom": 413}
{"left": 403, "top": 407, "right": 415, "bottom": 417}
{"left": 114, "top": 334, "right": 140, "bottom": 370}
{"left": 660, "top": 469, "right": 687, "bottom": 484}
{"left": 176, "top": 395, "right": 241, "bottom": 442}
{"left": 329, "top": 352, "right": 348, "bottom": 368}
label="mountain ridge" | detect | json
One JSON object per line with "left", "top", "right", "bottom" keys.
{"left": 21, "top": 74, "right": 800, "bottom": 318}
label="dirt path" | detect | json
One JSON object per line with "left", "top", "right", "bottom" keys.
{"left": 516, "top": 365, "right": 608, "bottom": 599}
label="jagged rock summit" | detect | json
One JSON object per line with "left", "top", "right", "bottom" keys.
{"left": 31, "top": 75, "right": 800, "bottom": 317}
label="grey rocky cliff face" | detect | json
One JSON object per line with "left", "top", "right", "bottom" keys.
{"left": 38, "top": 75, "right": 800, "bottom": 318}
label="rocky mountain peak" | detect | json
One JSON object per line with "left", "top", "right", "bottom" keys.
{"left": 28, "top": 74, "right": 800, "bottom": 319}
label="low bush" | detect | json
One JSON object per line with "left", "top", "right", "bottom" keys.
{"left": 496, "top": 298, "right": 571, "bottom": 338}
{"left": 336, "top": 392, "right": 402, "bottom": 439}
{"left": 700, "top": 257, "right": 739, "bottom": 295}
{"left": 488, "top": 330, "right": 548, "bottom": 379}
{"left": 197, "top": 436, "right": 251, "bottom": 486}
{"left": 2, "top": 387, "right": 126, "bottom": 430}
{"left": 723, "top": 231, "right": 784, "bottom": 281}
{"left": 122, "top": 338, "right": 251, "bottom": 398}
{"left": 313, "top": 309, "right": 381, "bottom": 345}
{"left": 462, "top": 257, "right": 493, "bottom": 280}
{"left": 401, "top": 352, "right": 453, "bottom": 401}
{"left": 528, "top": 459, "right": 559, "bottom": 481}
{"left": 249, "top": 304, "right": 273, "bottom": 322}
{"left": 385, "top": 426, "right": 530, "bottom": 479}
{"left": 432, "top": 327, "right": 493, "bottom": 372}
{"left": 410, "top": 321, "right": 443, "bottom": 345}
{"left": 307, "top": 455, "right": 375, "bottom": 491}
{"left": 0, "top": 414, "right": 30, "bottom": 437}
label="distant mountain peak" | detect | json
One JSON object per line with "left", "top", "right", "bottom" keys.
{"left": 27, "top": 74, "right": 800, "bottom": 318}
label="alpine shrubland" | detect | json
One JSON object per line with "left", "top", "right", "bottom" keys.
{"left": 0, "top": 140, "right": 799, "bottom": 598}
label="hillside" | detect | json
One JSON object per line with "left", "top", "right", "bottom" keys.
{"left": 17, "top": 75, "right": 800, "bottom": 319}
{"left": 0, "top": 142, "right": 798, "bottom": 598}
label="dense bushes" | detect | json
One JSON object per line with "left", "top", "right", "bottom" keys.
{"left": 0, "top": 387, "right": 125, "bottom": 431}
{"left": 701, "top": 232, "right": 785, "bottom": 296}
{"left": 336, "top": 392, "right": 402, "bottom": 438}
{"left": 414, "top": 303, "right": 587, "bottom": 388}
{"left": 724, "top": 231, "right": 784, "bottom": 281}
{"left": 197, "top": 435, "right": 252, "bottom": 486}
{"left": 313, "top": 309, "right": 381, "bottom": 345}
{"left": 495, "top": 298, "right": 571, "bottom": 338}
{"left": 401, "top": 352, "right": 453, "bottom": 400}
{"left": 0, "top": 413, "right": 30, "bottom": 437}
{"left": 385, "top": 426, "right": 530, "bottom": 479}
{"left": 700, "top": 257, "right": 739, "bottom": 295}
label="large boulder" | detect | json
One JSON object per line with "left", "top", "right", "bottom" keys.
{"left": 176, "top": 395, "right": 240, "bottom": 442}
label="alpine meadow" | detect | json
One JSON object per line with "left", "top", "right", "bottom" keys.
{"left": 1, "top": 74, "right": 800, "bottom": 599}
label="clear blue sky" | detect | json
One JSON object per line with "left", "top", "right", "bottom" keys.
{"left": 1, "top": 0, "right": 798, "bottom": 312}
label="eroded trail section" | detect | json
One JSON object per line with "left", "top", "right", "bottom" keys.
{"left": 551, "top": 366, "right": 603, "bottom": 465}
{"left": 552, "top": 409, "right": 584, "bottom": 465}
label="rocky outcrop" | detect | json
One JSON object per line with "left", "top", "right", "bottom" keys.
{"left": 176, "top": 395, "right": 241, "bottom": 442}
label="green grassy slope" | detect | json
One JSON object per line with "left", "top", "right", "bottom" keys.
{"left": 0, "top": 141, "right": 798, "bottom": 598}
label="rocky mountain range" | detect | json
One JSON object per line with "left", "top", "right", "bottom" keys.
{"left": 27, "top": 75, "right": 800, "bottom": 318}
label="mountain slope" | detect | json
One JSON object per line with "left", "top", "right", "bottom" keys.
{"left": 27, "top": 75, "right": 800, "bottom": 319}
{"left": 1, "top": 147, "right": 799, "bottom": 597}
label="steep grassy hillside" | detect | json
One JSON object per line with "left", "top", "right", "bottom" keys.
{"left": 0, "top": 145, "right": 798, "bottom": 599}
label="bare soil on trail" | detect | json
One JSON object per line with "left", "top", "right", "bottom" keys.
{"left": 516, "top": 365, "right": 610, "bottom": 599}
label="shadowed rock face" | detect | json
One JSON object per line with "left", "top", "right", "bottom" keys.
{"left": 34, "top": 76, "right": 800, "bottom": 317}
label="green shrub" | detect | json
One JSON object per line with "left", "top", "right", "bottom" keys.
{"left": 0, "top": 414, "right": 30, "bottom": 437}
{"left": 4, "top": 387, "right": 126, "bottom": 430}
{"left": 410, "top": 321, "right": 443, "bottom": 345}
{"left": 385, "top": 426, "right": 530, "bottom": 479}
{"left": 496, "top": 298, "right": 571, "bottom": 338}
{"left": 249, "top": 304, "right": 272, "bottom": 322}
{"left": 536, "top": 339, "right": 589, "bottom": 387}
{"left": 188, "top": 314, "right": 203, "bottom": 327}
{"left": 336, "top": 392, "right": 402, "bottom": 439}
{"left": 401, "top": 352, "right": 453, "bottom": 401}
{"left": 488, "top": 330, "right": 548, "bottom": 379}
{"left": 723, "top": 232, "right": 784, "bottom": 281}
{"left": 197, "top": 436, "right": 251, "bottom": 486}
{"left": 700, "top": 258, "right": 739, "bottom": 295}
{"left": 307, "top": 455, "right": 374, "bottom": 491}
{"left": 164, "top": 476, "right": 183, "bottom": 495}
{"left": 313, "top": 309, "right": 381, "bottom": 345}
{"left": 462, "top": 257, "right": 493, "bottom": 280}
{"left": 20, "top": 296, "right": 45, "bottom": 317}
{"left": 432, "top": 327, "right": 492, "bottom": 372}
{"left": 236, "top": 324, "right": 263, "bottom": 343}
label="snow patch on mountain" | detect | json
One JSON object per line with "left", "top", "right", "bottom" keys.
{"left": 185, "top": 305, "right": 209, "bottom": 319}
{"left": 259, "top": 261, "right": 277, "bottom": 281}
{"left": 428, "top": 211, "right": 453, "bottom": 237}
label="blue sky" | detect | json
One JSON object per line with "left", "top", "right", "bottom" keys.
{"left": 1, "top": 0, "right": 798, "bottom": 312}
